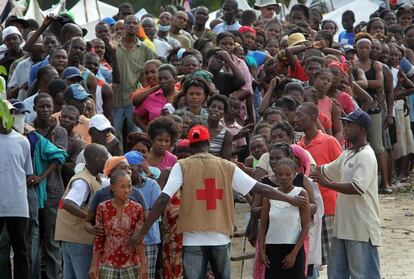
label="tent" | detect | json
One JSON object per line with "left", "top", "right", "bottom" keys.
{"left": 24, "top": 0, "right": 44, "bottom": 24}
{"left": 69, "top": 0, "right": 117, "bottom": 26}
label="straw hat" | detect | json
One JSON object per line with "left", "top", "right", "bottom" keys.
{"left": 287, "top": 33, "right": 308, "bottom": 47}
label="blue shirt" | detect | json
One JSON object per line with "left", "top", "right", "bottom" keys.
{"left": 29, "top": 57, "right": 49, "bottom": 86}
{"left": 98, "top": 66, "right": 112, "bottom": 84}
{"left": 338, "top": 31, "right": 355, "bottom": 45}
{"left": 137, "top": 178, "right": 161, "bottom": 245}
{"left": 89, "top": 186, "right": 148, "bottom": 214}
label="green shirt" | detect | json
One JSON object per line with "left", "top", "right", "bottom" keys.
{"left": 169, "top": 32, "right": 192, "bottom": 49}
{"left": 114, "top": 40, "right": 155, "bottom": 107}
{"left": 193, "top": 28, "right": 216, "bottom": 43}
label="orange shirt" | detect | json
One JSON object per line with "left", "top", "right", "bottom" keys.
{"left": 298, "top": 131, "right": 342, "bottom": 215}
{"left": 53, "top": 111, "right": 91, "bottom": 145}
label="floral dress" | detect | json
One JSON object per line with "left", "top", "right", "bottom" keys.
{"left": 162, "top": 191, "right": 183, "bottom": 279}
{"left": 94, "top": 200, "right": 144, "bottom": 277}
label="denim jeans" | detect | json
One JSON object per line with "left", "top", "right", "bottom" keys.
{"left": 39, "top": 207, "right": 62, "bottom": 279}
{"left": 114, "top": 105, "right": 140, "bottom": 137}
{"left": 183, "top": 243, "right": 231, "bottom": 279}
{"left": 61, "top": 241, "right": 93, "bottom": 279}
{"left": 328, "top": 237, "right": 381, "bottom": 279}
{"left": 27, "top": 187, "right": 40, "bottom": 279}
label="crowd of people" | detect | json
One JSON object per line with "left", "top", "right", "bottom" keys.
{"left": 1, "top": 0, "right": 413, "bottom": 278}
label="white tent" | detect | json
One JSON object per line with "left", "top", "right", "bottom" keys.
{"left": 69, "top": 0, "right": 117, "bottom": 26}
{"left": 323, "top": 0, "right": 379, "bottom": 38}
{"left": 81, "top": 19, "right": 100, "bottom": 40}
{"left": 24, "top": 0, "right": 44, "bottom": 24}
{"left": 43, "top": 0, "right": 66, "bottom": 17}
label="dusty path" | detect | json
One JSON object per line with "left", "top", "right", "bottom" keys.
{"left": 231, "top": 186, "right": 414, "bottom": 279}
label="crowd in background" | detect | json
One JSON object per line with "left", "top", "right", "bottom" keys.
{"left": 0, "top": 0, "right": 413, "bottom": 278}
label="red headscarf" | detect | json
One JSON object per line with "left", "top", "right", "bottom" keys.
{"left": 238, "top": 26, "right": 256, "bottom": 34}
{"left": 328, "top": 61, "right": 347, "bottom": 75}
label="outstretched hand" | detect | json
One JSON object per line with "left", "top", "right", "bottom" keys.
{"left": 289, "top": 195, "right": 308, "bottom": 208}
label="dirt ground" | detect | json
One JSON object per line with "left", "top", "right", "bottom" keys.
{"left": 230, "top": 183, "right": 414, "bottom": 279}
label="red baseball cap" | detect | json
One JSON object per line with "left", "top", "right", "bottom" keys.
{"left": 188, "top": 125, "right": 210, "bottom": 144}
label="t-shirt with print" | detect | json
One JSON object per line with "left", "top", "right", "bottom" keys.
{"left": 338, "top": 31, "right": 355, "bottom": 45}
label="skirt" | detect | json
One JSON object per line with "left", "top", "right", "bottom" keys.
{"left": 265, "top": 244, "right": 306, "bottom": 279}
{"left": 394, "top": 101, "right": 414, "bottom": 159}
{"left": 98, "top": 265, "right": 139, "bottom": 279}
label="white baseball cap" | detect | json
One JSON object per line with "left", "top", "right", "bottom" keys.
{"left": 89, "top": 114, "right": 114, "bottom": 131}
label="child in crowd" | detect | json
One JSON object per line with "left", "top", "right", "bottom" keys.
{"left": 90, "top": 169, "right": 147, "bottom": 279}
{"left": 258, "top": 157, "right": 310, "bottom": 279}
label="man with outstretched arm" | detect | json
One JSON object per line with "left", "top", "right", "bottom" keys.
{"left": 132, "top": 125, "right": 308, "bottom": 279}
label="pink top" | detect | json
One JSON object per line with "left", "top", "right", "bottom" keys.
{"left": 232, "top": 54, "right": 253, "bottom": 95}
{"left": 151, "top": 151, "right": 177, "bottom": 171}
{"left": 318, "top": 97, "right": 333, "bottom": 120}
{"left": 337, "top": 91, "right": 355, "bottom": 115}
{"left": 135, "top": 89, "right": 167, "bottom": 124}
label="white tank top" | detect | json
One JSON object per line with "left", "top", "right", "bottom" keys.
{"left": 265, "top": 186, "right": 303, "bottom": 245}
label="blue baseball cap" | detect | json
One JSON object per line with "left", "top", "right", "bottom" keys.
{"left": 339, "top": 109, "right": 372, "bottom": 130}
{"left": 101, "top": 17, "right": 116, "bottom": 26}
{"left": 124, "top": 151, "right": 145, "bottom": 166}
{"left": 63, "top": 67, "right": 83, "bottom": 81}
{"left": 8, "top": 99, "right": 29, "bottom": 114}
{"left": 64, "top": 84, "right": 91, "bottom": 101}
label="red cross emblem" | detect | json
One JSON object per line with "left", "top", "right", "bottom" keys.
{"left": 196, "top": 178, "right": 223, "bottom": 210}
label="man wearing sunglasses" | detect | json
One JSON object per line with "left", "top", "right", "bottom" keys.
{"left": 254, "top": 0, "right": 280, "bottom": 21}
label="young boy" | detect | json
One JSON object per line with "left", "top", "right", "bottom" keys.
{"left": 338, "top": 10, "right": 355, "bottom": 45}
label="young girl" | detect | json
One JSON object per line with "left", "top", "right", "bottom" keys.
{"left": 263, "top": 107, "right": 287, "bottom": 126}
{"left": 90, "top": 170, "right": 147, "bottom": 279}
{"left": 259, "top": 158, "right": 310, "bottom": 279}
{"left": 245, "top": 135, "right": 269, "bottom": 172}
{"left": 312, "top": 68, "right": 343, "bottom": 142}
{"left": 264, "top": 38, "right": 279, "bottom": 57}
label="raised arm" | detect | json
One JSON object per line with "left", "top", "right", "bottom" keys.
{"left": 251, "top": 181, "right": 308, "bottom": 207}
{"left": 23, "top": 16, "right": 55, "bottom": 52}
{"left": 351, "top": 81, "right": 373, "bottom": 111}
{"left": 219, "top": 50, "right": 245, "bottom": 89}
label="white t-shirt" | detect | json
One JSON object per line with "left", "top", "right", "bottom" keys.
{"left": 163, "top": 163, "right": 257, "bottom": 246}
{"left": 0, "top": 130, "right": 33, "bottom": 217}
{"left": 23, "top": 92, "right": 38, "bottom": 124}
{"left": 65, "top": 177, "right": 110, "bottom": 207}
{"left": 8, "top": 57, "right": 33, "bottom": 101}
{"left": 153, "top": 39, "right": 172, "bottom": 57}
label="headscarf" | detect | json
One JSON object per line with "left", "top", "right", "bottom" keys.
{"left": 103, "top": 156, "right": 128, "bottom": 176}
{"left": 328, "top": 61, "right": 347, "bottom": 75}
{"left": 239, "top": 26, "right": 256, "bottom": 34}
{"left": 291, "top": 144, "right": 311, "bottom": 176}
